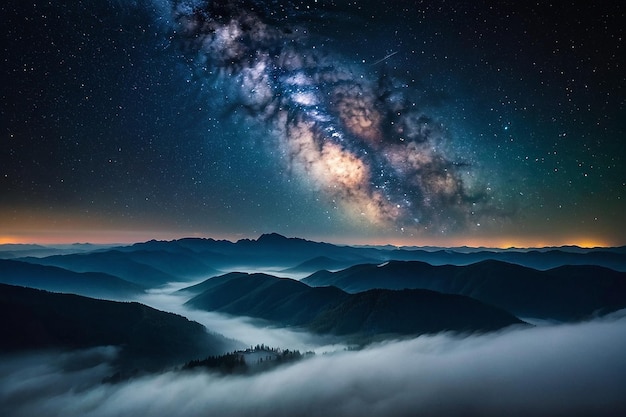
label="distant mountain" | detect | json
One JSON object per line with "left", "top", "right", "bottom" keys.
{"left": 7, "top": 235, "right": 626, "bottom": 279}
{"left": 282, "top": 256, "right": 355, "bottom": 273}
{"left": 0, "top": 283, "right": 238, "bottom": 372}
{"left": 0, "top": 259, "right": 143, "bottom": 299}
{"left": 18, "top": 248, "right": 220, "bottom": 287}
{"left": 136, "top": 234, "right": 626, "bottom": 271}
{"left": 386, "top": 248, "right": 626, "bottom": 271}
{"left": 184, "top": 273, "right": 523, "bottom": 339}
{"left": 118, "top": 249, "right": 220, "bottom": 279}
{"left": 119, "top": 233, "right": 382, "bottom": 269}
{"left": 0, "top": 244, "right": 47, "bottom": 259}
{"left": 0, "top": 243, "right": 117, "bottom": 259}
{"left": 223, "top": 233, "right": 380, "bottom": 267}
{"left": 303, "top": 260, "right": 626, "bottom": 321}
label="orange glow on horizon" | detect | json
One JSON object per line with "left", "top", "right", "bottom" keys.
{"left": 0, "top": 236, "right": 21, "bottom": 245}
{"left": 0, "top": 228, "right": 619, "bottom": 249}
{"left": 324, "top": 234, "right": 618, "bottom": 250}
{"left": 0, "top": 230, "right": 213, "bottom": 246}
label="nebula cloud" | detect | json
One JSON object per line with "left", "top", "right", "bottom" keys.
{"left": 157, "top": 0, "right": 491, "bottom": 234}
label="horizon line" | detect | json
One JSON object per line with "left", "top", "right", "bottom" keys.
{"left": 0, "top": 232, "right": 621, "bottom": 250}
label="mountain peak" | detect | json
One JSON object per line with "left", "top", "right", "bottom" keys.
{"left": 256, "top": 233, "right": 314, "bottom": 246}
{"left": 257, "top": 232, "right": 289, "bottom": 242}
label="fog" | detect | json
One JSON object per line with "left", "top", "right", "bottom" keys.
{"left": 2, "top": 311, "right": 626, "bottom": 417}
{"left": 221, "top": 267, "right": 312, "bottom": 281}
{"left": 137, "top": 284, "right": 347, "bottom": 353}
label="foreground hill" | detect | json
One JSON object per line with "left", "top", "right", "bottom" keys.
{"left": 303, "top": 260, "right": 626, "bottom": 321}
{"left": 0, "top": 258, "right": 144, "bottom": 299}
{"left": 184, "top": 273, "right": 523, "bottom": 339}
{"left": 0, "top": 283, "right": 237, "bottom": 371}
{"left": 310, "top": 288, "right": 525, "bottom": 336}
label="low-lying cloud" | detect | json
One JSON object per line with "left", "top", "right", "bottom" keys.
{"left": 2, "top": 311, "right": 626, "bottom": 417}
{"left": 137, "top": 286, "right": 346, "bottom": 353}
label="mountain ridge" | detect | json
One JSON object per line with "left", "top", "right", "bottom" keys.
{"left": 0, "top": 283, "right": 238, "bottom": 372}
{"left": 183, "top": 272, "right": 524, "bottom": 339}
{"left": 303, "top": 259, "right": 626, "bottom": 321}
{"left": 12, "top": 234, "right": 626, "bottom": 278}
{"left": 0, "top": 258, "right": 144, "bottom": 299}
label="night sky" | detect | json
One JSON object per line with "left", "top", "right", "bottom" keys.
{"left": 1, "top": 0, "right": 625, "bottom": 246}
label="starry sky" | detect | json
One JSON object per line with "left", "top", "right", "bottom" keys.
{"left": 1, "top": 0, "right": 625, "bottom": 246}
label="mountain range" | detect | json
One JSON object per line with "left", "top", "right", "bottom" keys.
{"left": 303, "top": 260, "right": 626, "bottom": 321}
{"left": 0, "top": 258, "right": 144, "bottom": 299}
{"left": 9, "top": 234, "right": 626, "bottom": 281}
{"left": 183, "top": 272, "right": 525, "bottom": 340}
{"left": 2, "top": 232, "right": 626, "bottom": 367}
{"left": 18, "top": 249, "right": 220, "bottom": 287}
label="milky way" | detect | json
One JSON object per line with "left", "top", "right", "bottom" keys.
{"left": 162, "top": 0, "right": 490, "bottom": 234}
{"left": 4, "top": 0, "right": 622, "bottom": 244}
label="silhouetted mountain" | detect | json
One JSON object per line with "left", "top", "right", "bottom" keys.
{"left": 9, "top": 236, "right": 626, "bottom": 286}
{"left": 0, "top": 259, "right": 144, "bottom": 299}
{"left": 303, "top": 260, "right": 626, "bottom": 321}
{"left": 0, "top": 283, "right": 238, "bottom": 372}
{"left": 119, "top": 249, "right": 220, "bottom": 278}
{"left": 177, "top": 272, "right": 251, "bottom": 295}
{"left": 185, "top": 273, "right": 349, "bottom": 326}
{"left": 310, "top": 288, "right": 525, "bottom": 336}
{"left": 181, "top": 235, "right": 626, "bottom": 270}
{"left": 386, "top": 248, "right": 626, "bottom": 271}
{"left": 17, "top": 252, "right": 170, "bottom": 287}
{"left": 0, "top": 243, "right": 116, "bottom": 259}
{"left": 30, "top": 234, "right": 622, "bottom": 279}
{"left": 282, "top": 256, "right": 354, "bottom": 273}
{"left": 119, "top": 234, "right": 382, "bottom": 269}
{"left": 19, "top": 249, "right": 219, "bottom": 287}
{"left": 0, "top": 244, "right": 48, "bottom": 259}
{"left": 231, "top": 233, "right": 374, "bottom": 267}
{"left": 184, "top": 273, "right": 522, "bottom": 339}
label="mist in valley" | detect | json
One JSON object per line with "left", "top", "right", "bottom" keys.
{"left": 137, "top": 282, "right": 348, "bottom": 354}
{"left": 3, "top": 243, "right": 626, "bottom": 417}
{"left": 2, "top": 305, "right": 625, "bottom": 417}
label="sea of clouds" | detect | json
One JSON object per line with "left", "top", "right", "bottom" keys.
{"left": 2, "top": 308, "right": 625, "bottom": 417}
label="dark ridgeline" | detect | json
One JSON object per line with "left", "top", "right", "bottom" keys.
{"left": 2, "top": 233, "right": 626, "bottom": 368}
{"left": 308, "top": 288, "right": 524, "bottom": 336}
{"left": 183, "top": 272, "right": 525, "bottom": 341}
{"left": 127, "top": 234, "right": 626, "bottom": 271}
{"left": 0, "top": 258, "right": 144, "bottom": 299}
{"left": 186, "top": 273, "right": 350, "bottom": 326}
{"left": 17, "top": 249, "right": 219, "bottom": 287}
{"left": 303, "top": 260, "right": 626, "bottom": 321}
{"left": 281, "top": 256, "right": 355, "bottom": 274}
{"left": 0, "top": 283, "right": 238, "bottom": 372}
{"left": 8, "top": 234, "right": 626, "bottom": 292}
